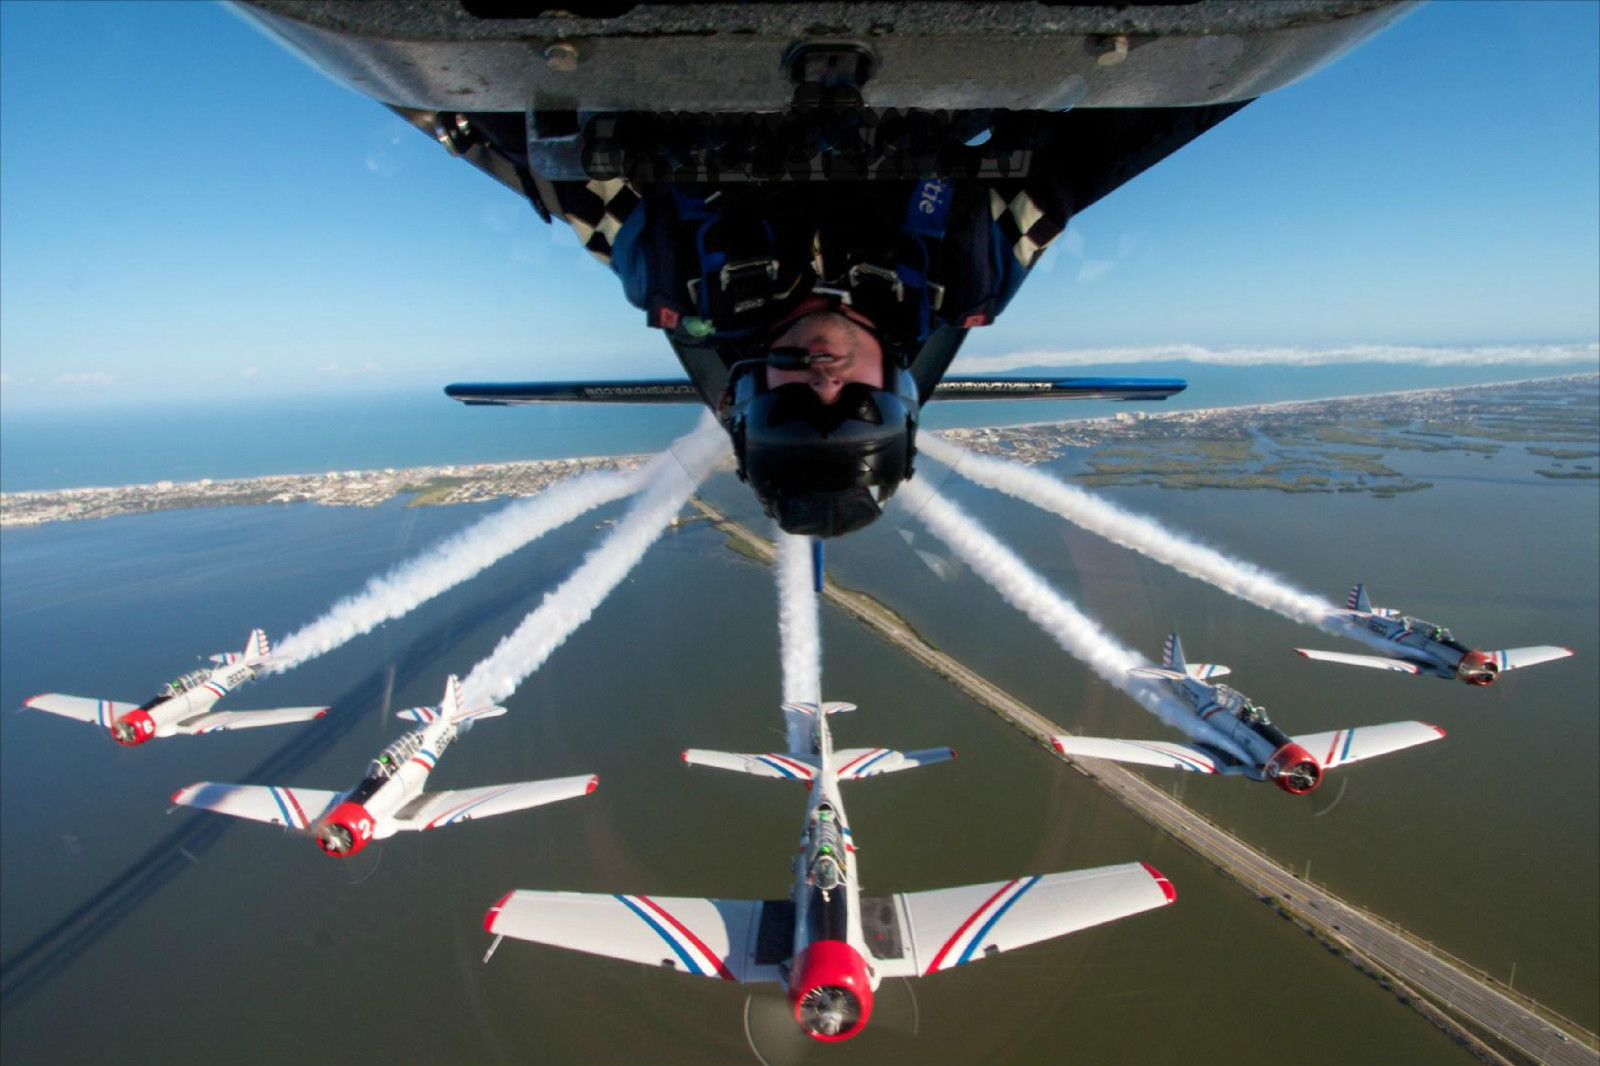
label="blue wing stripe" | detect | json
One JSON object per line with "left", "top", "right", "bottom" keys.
{"left": 958, "top": 876, "right": 1042, "bottom": 965}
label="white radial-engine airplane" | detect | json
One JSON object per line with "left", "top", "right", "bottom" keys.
{"left": 1294, "top": 584, "right": 1575, "bottom": 686}
{"left": 172, "top": 676, "right": 597, "bottom": 857}
{"left": 483, "top": 701, "right": 1176, "bottom": 1042}
{"left": 22, "top": 630, "right": 328, "bottom": 747}
{"left": 1052, "top": 633, "right": 1446, "bottom": 795}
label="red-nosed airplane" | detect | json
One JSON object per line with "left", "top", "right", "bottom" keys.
{"left": 483, "top": 700, "right": 1175, "bottom": 1042}
{"left": 1052, "top": 632, "right": 1446, "bottom": 795}
{"left": 1294, "top": 583, "right": 1575, "bottom": 686}
{"left": 171, "top": 675, "right": 597, "bottom": 856}
{"left": 22, "top": 629, "right": 327, "bottom": 746}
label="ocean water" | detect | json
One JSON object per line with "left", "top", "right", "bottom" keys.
{"left": 1, "top": 431, "right": 1594, "bottom": 1064}
{"left": 1, "top": 361, "right": 1590, "bottom": 492}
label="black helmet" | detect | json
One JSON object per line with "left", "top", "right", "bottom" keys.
{"left": 728, "top": 366, "right": 919, "bottom": 538}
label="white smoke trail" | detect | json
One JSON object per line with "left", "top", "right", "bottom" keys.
{"left": 274, "top": 464, "right": 657, "bottom": 667}
{"left": 897, "top": 478, "right": 1247, "bottom": 757}
{"left": 775, "top": 530, "right": 822, "bottom": 751}
{"left": 920, "top": 434, "right": 1355, "bottom": 633}
{"left": 460, "top": 415, "right": 726, "bottom": 708}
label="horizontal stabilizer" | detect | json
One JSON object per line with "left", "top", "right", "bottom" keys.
{"left": 779, "top": 701, "right": 856, "bottom": 717}
{"left": 485, "top": 891, "right": 777, "bottom": 983}
{"left": 876, "top": 863, "right": 1176, "bottom": 979}
{"left": 391, "top": 774, "right": 598, "bottom": 831}
{"left": 1489, "top": 646, "right": 1575, "bottom": 672}
{"left": 1051, "top": 735, "right": 1235, "bottom": 775}
{"left": 446, "top": 381, "right": 703, "bottom": 405}
{"left": 930, "top": 377, "right": 1186, "bottom": 402}
{"left": 1294, "top": 721, "right": 1445, "bottom": 769}
{"left": 834, "top": 746, "right": 956, "bottom": 779}
{"left": 1293, "top": 649, "right": 1424, "bottom": 674}
{"left": 1184, "top": 663, "right": 1231, "bottom": 680}
{"left": 172, "top": 707, "right": 330, "bottom": 734}
{"left": 395, "top": 704, "right": 509, "bottom": 725}
{"left": 1127, "top": 666, "right": 1187, "bottom": 682}
{"left": 171, "top": 782, "right": 341, "bottom": 831}
{"left": 23, "top": 694, "right": 141, "bottom": 729}
{"left": 682, "top": 749, "right": 818, "bottom": 781}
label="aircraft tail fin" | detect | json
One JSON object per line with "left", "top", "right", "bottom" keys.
{"left": 214, "top": 629, "right": 278, "bottom": 668}
{"left": 1162, "top": 632, "right": 1188, "bottom": 673}
{"left": 1347, "top": 583, "right": 1373, "bottom": 614}
{"left": 395, "top": 675, "right": 508, "bottom": 726}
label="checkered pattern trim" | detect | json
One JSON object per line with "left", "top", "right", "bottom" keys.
{"left": 989, "top": 188, "right": 1064, "bottom": 269}
{"left": 561, "top": 178, "right": 641, "bottom": 265}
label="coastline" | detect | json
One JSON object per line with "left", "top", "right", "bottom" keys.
{"left": 3, "top": 373, "right": 1594, "bottom": 528}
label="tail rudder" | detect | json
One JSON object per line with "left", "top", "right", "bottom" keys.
{"left": 1162, "top": 632, "right": 1188, "bottom": 673}
{"left": 443, "top": 675, "right": 464, "bottom": 719}
{"left": 1347, "top": 584, "right": 1372, "bottom": 614}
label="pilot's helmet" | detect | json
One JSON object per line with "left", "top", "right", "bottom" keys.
{"left": 726, "top": 355, "right": 919, "bottom": 539}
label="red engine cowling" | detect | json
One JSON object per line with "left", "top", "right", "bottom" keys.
{"left": 1456, "top": 650, "right": 1498, "bottom": 686}
{"left": 1264, "top": 742, "right": 1322, "bottom": 794}
{"left": 789, "top": 939, "right": 874, "bottom": 1042}
{"left": 110, "top": 710, "right": 157, "bottom": 746}
{"left": 316, "top": 802, "right": 376, "bottom": 857}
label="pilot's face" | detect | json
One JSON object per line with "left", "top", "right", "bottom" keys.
{"left": 765, "top": 309, "right": 884, "bottom": 405}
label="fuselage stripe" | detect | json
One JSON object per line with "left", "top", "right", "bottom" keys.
{"left": 958, "top": 876, "right": 1042, "bottom": 965}
{"left": 203, "top": 681, "right": 228, "bottom": 699}
{"left": 925, "top": 879, "right": 1018, "bottom": 974}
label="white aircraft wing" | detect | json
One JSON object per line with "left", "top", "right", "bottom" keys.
{"left": 22, "top": 694, "right": 141, "bottom": 728}
{"left": 1294, "top": 721, "right": 1446, "bottom": 769}
{"left": 1489, "top": 646, "right": 1575, "bottom": 672}
{"left": 389, "top": 774, "right": 598, "bottom": 831}
{"left": 877, "top": 863, "right": 1176, "bottom": 978}
{"left": 833, "top": 747, "right": 956, "bottom": 779}
{"left": 1292, "top": 649, "right": 1425, "bottom": 674}
{"left": 682, "top": 749, "right": 818, "bottom": 781}
{"left": 171, "top": 782, "right": 342, "bottom": 831}
{"left": 1051, "top": 735, "right": 1227, "bottom": 775}
{"left": 484, "top": 891, "right": 780, "bottom": 983}
{"left": 171, "top": 706, "right": 330, "bottom": 734}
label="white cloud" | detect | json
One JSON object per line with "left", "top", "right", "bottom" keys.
{"left": 952, "top": 342, "right": 1600, "bottom": 373}
{"left": 241, "top": 366, "right": 261, "bottom": 379}
{"left": 0, "top": 372, "right": 11, "bottom": 385}
{"left": 51, "top": 371, "right": 117, "bottom": 386}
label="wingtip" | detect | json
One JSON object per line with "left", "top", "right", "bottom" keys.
{"left": 585, "top": 775, "right": 600, "bottom": 794}
{"left": 1427, "top": 723, "right": 1446, "bottom": 738}
{"left": 1050, "top": 736, "right": 1066, "bottom": 755}
{"left": 1292, "top": 648, "right": 1312, "bottom": 658}
{"left": 1140, "top": 861, "right": 1177, "bottom": 904}
{"left": 314, "top": 708, "right": 330, "bottom": 719}
{"left": 484, "top": 891, "right": 514, "bottom": 934}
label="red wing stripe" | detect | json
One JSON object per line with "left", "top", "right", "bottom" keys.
{"left": 762, "top": 754, "right": 814, "bottom": 779}
{"left": 281, "top": 788, "right": 310, "bottom": 829}
{"left": 635, "top": 896, "right": 736, "bottom": 981}
{"left": 1323, "top": 730, "right": 1343, "bottom": 766}
{"left": 837, "top": 748, "right": 884, "bottom": 776}
{"left": 924, "top": 879, "right": 1018, "bottom": 975}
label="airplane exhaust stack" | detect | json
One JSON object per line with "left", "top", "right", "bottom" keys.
{"left": 790, "top": 940, "right": 873, "bottom": 1042}
{"left": 316, "top": 802, "right": 375, "bottom": 857}
{"left": 110, "top": 710, "right": 156, "bottom": 746}
{"left": 1264, "top": 743, "right": 1322, "bottom": 794}
{"left": 1456, "top": 651, "right": 1499, "bottom": 686}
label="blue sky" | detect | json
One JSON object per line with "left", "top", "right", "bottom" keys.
{"left": 1, "top": 0, "right": 1596, "bottom": 409}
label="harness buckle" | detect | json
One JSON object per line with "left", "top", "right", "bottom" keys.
{"left": 847, "top": 262, "right": 904, "bottom": 302}
{"left": 720, "top": 257, "right": 780, "bottom": 290}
